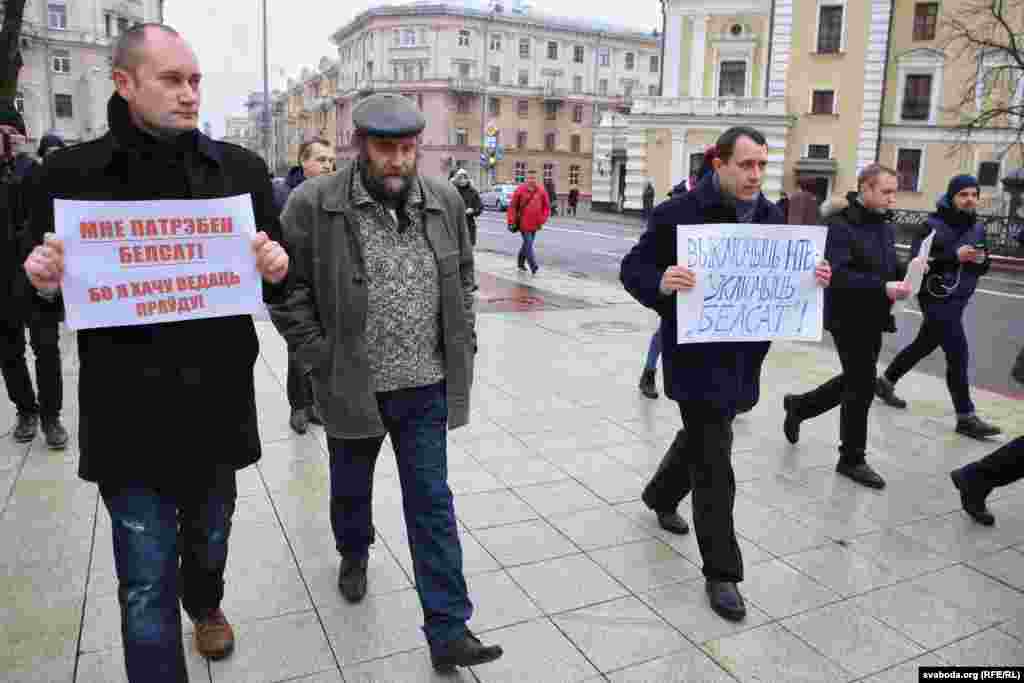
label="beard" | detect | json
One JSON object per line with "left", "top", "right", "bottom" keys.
{"left": 359, "top": 151, "right": 417, "bottom": 206}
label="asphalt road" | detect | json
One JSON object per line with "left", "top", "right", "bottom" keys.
{"left": 475, "top": 209, "right": 1024, "bottom": 401}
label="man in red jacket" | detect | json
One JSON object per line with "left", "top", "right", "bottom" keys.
{"left": 507, "top": 169, "right": 550, "bottom": 274}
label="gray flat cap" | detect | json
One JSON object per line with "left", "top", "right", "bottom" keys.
{"left": 352, "top": 93, "right": 426, "bottom": 137}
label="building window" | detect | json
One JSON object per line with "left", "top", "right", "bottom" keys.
{"left": 517, "top": 99, "right": 529, "bottom": 117}
{"left": 456, "top": 96, "right": 471, "bottom": 114}
{"left": 48, "top": 2, "right": 67, "bottom": 29}
{"left": 598, "top": 47, "right": 610, "bottom": 67}
{"left": 404, "top": 63, "right": 417, "bottom": 81}
{"left": 807, "top": 144, "right": 831, "bottom": 159}
{"left": 458, "top": 30, "right": 470, "bottom": 47}
{"left": 400, "top": 29, "right": 417, "bottom": 47}
{"left": 569, "top": 164, "right": 580, "bottom": 185}
{"left": 455, "top": 128, "right": 468, "bottom": 146}
{"left": 817, "top": 4, "right": 844, "bottom": 54}
{"left": 570, "top": 134, "right": 581, "bottom": 153}
{"left": 514, "top": 161, "right": 527, "bottom": 182}
{"left": 52, "top": 49, "right": 71, "bottom": 74}
{"left": 811, "top": 89, "right": 835, "bottom": 114}
{"left": 366, "top": 61, "right": 374, "bottom": 76}
{"left": 457, "top": 62, "right": 471, "bottom": 77}
{"left": 14, "top": 93, "right": 24, "bottom": 113}
{"left": 574, "top": 45, "right": 584, "bottom": 64}
{"left": 623, "top": 80, "right": 634, "bottom": 97}
{"left": 572, "top": 75, "right": 583, "bottom": 93}
{"left": 490, "top": 34, "right": 502, "bottom": 51}
{"left": 517, "top": 131, "right": 527, "bottom": 148}
{"left": 543, "top": 162, "right": 554, "bottom": 183}
{"left": 544, "top": 132, "right": 556, "bottom": 151}
{"left": 488, "top": 97, "right": 500, "bottom": 115}
{"left": 54, "top": 93, "right": 73, "bottom": 118}
{"left": 519, "top": 38, "right": 530, "bottom": 59}
{"left": 104, "top": 13, "right": 113, "bottom": 38}
{"left": 518, "top": 70, "right": 529, "bottom": 86}
{"left": 650, "top": 55, "right": 659, "bottom": 73}
{"left": 978, "top": 161, "right": 1000, "bottom": 186}
{"left": 897, "top": 148, "right": 923, "bottom": 191}
{"left": 648, "top": 84, "right": 658, "bottom": 96}
{"left": 489, "top": 66, "right": 500, "bottom": 84}
{"left": 573, "top": 104, "right": 583, "bottom": 123}
{"left": 689, "top": 152, "right": 705, "bottom": 177}
{"left": 547, "top": 41, "right": 558, "bottom": 60}
{"left": 913, "top": 3, "right": 938, "bottom": 41}
{"left": 598, "top": 78, "right": 608, "bottom": 95}
{"left": 901, "top": 74, "right": 932, "bottom": 120}
{"left": 718, "top": 61, "right": 746, "bottom": 97}
{"left": 545, "top": 101, "right": 558, "bottom": 120}
{"left": 625, "top": 52, "right": 635, "bottom": 70}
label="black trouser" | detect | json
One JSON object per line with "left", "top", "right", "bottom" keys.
{"left": 0, "top": 319, "right": 62, "bottom": 419}
{"left": 788, "top": 328, "right": 882, "bottom": 463}
{"left": 642, "top": 403, "right": 742, "bottom": 583}
{"left": 285, "top": 353, "right": 313, "bottom": 411}
{"left": 467, "top": 220, "right": 477, "bottom": 247}
{"left": 957, "top": 436, "right": 1024, "bottom": 497}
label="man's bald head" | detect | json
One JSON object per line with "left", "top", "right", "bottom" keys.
{"left": 112, "top": 23, "right": 183, "bottom": 75}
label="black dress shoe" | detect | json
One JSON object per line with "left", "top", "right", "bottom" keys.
{"left": 836, "top": 461, "right": 886, "bottom": 489}
{"left": 950, "top": 469, "right": 995, "bottom": 526}
{"left": 638, "top": 368, "right": 658, "bottom": 399}
{"left": 656, "top": 511, "right": 689, "bottom": 535}
{"left": 431, "top": 630, "right": 503, "bottom": 673}
{"left": 338, "top": 555, "right": 368, "bottom": 603}
{"left": 13, "top": 412, "right": 38, "bottom": 443}
{"left": 41, "top": 417, "right": 68, "bottom": 450}
{"left": 875, "top": 376, "right": 907, "bottom": 409}
{"left": 955, "top": 415, "right": 1002, "bottom": 440}
{"left": 706, "top": 581, "right": 746, "bottom": 622}
{"left": 289, "top": 408, "right": 309, "bottom": 435}
{"left": 783, "top": 395, "right": 800, "bottom": 445}
{"left": 307, "top": 405, "right": 323, "bottom": 426}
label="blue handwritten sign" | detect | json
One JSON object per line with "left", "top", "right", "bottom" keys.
{"left": 676, "top": 224, "right": 827, "bottom": 343}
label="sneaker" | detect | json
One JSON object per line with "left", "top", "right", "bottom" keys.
{"left": 955, "top": 416, "right": 1001, "bottom": 440}
{"left": 875, "top": 376, "right": 907, "bottom": 408}
{"left": 41, "top": 417, "right": 68, "bottom": 450}
{"left": 289, "top": 408, "right": 309, "bottom": 435}
{"left": 13, "top": 412, "right": 38, "bottom": 443}
{"left": 193, "top": 608, "right": 235, "bottom": 660}
{"left": 638, "top": 368, "right": 658, "bottom": 399}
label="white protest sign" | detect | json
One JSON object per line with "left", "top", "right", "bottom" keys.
{"left": 55, "top": 195, "right": 264, "bottom": 330}
{"left": 676, "top": 224, "right": 827, "bottom": 343}
{"left": 904, "top": 229, "right": 934, "bottom": 300}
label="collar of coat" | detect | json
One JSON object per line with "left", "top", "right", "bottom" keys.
{"left": 321, "top": 160, "right": 442, "bottom": 214}
{"left": 832, "top": 191, "right": 893, "bottom": 226}
{"left": 101, "top": 93, "right": 224, "bottom": 170}
{"left": 689, "top": 173, "right": 776, "bottom": 221}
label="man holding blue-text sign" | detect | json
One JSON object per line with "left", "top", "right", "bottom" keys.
{"left": 621, "top": 127, "right": 831, "bottom": 624}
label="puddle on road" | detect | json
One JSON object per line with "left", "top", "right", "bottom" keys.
{"left": 475, "top": 272, "right": 592, "bottom": 313}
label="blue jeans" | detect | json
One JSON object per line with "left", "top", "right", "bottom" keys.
{"left": 517, "top": 232, "right": 538, "bottom": 271}
{"left": 327, "top": 382, "right": 472, "bottom": 650}
{"left": 645, "top": 329, "right": 662, "bottom": 371}
{"left": 101, "top": 470, "right": 237, "bottom": 683}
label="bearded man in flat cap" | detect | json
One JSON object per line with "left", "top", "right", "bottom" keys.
{"left": 270, "top": 93, "right": 501, "bottom": 673}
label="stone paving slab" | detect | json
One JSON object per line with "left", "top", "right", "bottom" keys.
{"left": 0, "top": 251, "right": 1022, "bottom": 682}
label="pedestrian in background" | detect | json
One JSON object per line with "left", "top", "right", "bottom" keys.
{"left": 544, "top": 177, "right": 558, "bottom": 216}
{"left": 451, "top": 168, "right": 482, "bottom": 246}
{"left": 272, "top": 136, "right": 334, "bottom": 434}
{"left": 786, "top": 178, "right": 821, "bottom": 226}
{"left": 567, "top": 186, "right": 579, "bottom": 216}
{"left": 642, "top": 180, "right": 655, "bottom": 219}
{"left": 876, "top": 174, "right": 1001, "bottom": 440}
{"left": 783, "top": 164, "right": 923, "bottom": 490}
{"left": 508, "top": 169, "right": 550, "bottom": 275}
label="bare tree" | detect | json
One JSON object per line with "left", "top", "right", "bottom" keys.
{"left": 0, "top": 0, "right": 27, "bottom": 111}
{"left": 942, "top": 0, "right": 1024, "bottom": 157}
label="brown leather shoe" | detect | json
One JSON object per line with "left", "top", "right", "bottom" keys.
{"left": 193, "top": 608, "right": 235, "bottom": 660}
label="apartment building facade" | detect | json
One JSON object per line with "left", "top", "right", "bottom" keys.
{"left": 326, "top": 0, "right": 661, "bottom": 204}
{"left": 12, "top": 0, "right": 164, "bottom": 146}
{"left": 599, "top": 0, "right": 1023, "bottom": 212}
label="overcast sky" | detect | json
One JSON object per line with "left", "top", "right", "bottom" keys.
{"left": 163, "top": 0, "right": 662, "bottom": 138}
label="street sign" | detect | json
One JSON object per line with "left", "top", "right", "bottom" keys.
{"left": 485, "top": 135, "right": 497, "bottom": 148}
{"left": 486, "top": 124, "right": 497, "bottom": 136}
{"left": 495, "top": 145, "right": 504, "bottom": 161}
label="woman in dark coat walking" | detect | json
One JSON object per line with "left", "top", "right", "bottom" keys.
{"left": 452, "top": 168, "right": 482, "bottom": 245}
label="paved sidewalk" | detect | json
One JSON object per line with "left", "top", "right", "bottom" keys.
{"left": 2, "top": 252, "right": 1023, "bottom": 683}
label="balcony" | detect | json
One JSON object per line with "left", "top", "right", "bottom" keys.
{"left": 449, "top": 77, "right": 483, "bottom": 94}
{"left": 629, "top": 96, "right": 787, "bottom": 117}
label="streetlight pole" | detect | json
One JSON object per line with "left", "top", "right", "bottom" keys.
{"left": 261, "top": 0, "right": 272, "bottom": 168}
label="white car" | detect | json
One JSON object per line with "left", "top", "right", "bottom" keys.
{"left": 480, "top": 184, "right": 518, "bottom": 211}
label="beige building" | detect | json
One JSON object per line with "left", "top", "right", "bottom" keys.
{"left": 597, "top": 0, "right": 1023, "bottom": 213}
{"left": 221, "top": 115, "right": 251, "bottom": 150}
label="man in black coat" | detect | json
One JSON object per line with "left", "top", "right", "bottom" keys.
{"left": 451, "top": 168, "right": 482, "bottom": 245}
{"left": 621, "top": 126, "right": 831, "bottom": 623}
{"left": 783, "top": 164, "right": 917, "bottom": 490}
{"left": 23, "top": 24, "right": 289, "bottom": 682}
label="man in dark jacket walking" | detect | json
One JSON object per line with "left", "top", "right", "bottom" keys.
{"left": 23, "top": 24, "right": 289, "bottom": 682}
{"left": 269, "top": 93, "right": 502, "bottom": 674}
{"left": 875, "top": 174, "right": 1001, "bottom": 440}
{"left": 0, "top": 107, "right": 68, "bottom": 448}
{"left": 622, "top": 126, "right": 831, "bottom": 623}
{"left": 642, "top": 180, "right": 655, "bottom": 218}
{"left": 451, "top": 168, "right": 482, "bottom": 245}
{"left": 783, "top": 164, "right": 918, "bottom": 490}
{"left": 271, "top": 137, "right": 334, "bottom": 434}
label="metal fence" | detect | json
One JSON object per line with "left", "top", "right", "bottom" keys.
{"left": 890, "top": 210, "right": 1023, "bottom": 258}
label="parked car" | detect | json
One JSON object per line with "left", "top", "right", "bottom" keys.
{"left": 480, "top": 184, "right": 518, "bottom": 211}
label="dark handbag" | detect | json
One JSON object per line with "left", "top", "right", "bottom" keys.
{"left": 1013, "top": 346, "right": 1024, "bottom": 385}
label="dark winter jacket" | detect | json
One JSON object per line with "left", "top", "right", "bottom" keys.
{"left": 454, "top": 181, "right": 482, "bottom": 232}
{"left": 822, "top": 192, "right": 906, "bottom": 334}
{"left": 621, "top": 175, "right": 784, "bottom": 413}
{"left": 916, "top": 197, "right": 990, "bottom": 304}
{"left": 28, "top": 93, "right": 287, "bottom": 488}
{"left": 272, "top": 165, "right": 306, "bottom": 215}
{"left": 642, "top": 184, "right": 655, "bottom": 211}
{"left": 1, "top": 154, "right": 39, "bottom": 325}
